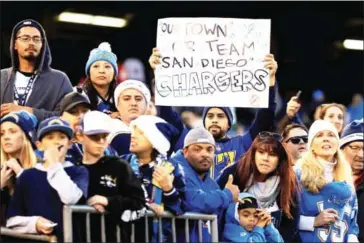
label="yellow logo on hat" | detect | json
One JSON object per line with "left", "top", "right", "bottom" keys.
{"left": 49, "top": 119, "right": 63, "bottom": 126}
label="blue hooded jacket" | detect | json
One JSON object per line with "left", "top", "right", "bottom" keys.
{"left": 223, "top": 193, "right": 284, "bottom": 242}
{"left": 202, "top": 86, "right": 277, "bottom": 179}
{"left": 172, "top": 150, "right": 232, "bottom": 242}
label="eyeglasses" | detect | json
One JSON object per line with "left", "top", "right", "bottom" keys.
{"left": 285, "top": 136, "right": 308, "bottom": 144}
{"left": 258, "top": 131, "right": 282, "bottom": 142}
{"left": 348, "top": 145, "right": 364, "bottom": 153}
{"left": 16, "top": 35, "right": 42, "bottom": 44}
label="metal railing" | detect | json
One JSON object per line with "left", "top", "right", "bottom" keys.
{"left": 0, "top": 227, "right": 57, "bottom": 242}
{"left": 63, "top": 205, "right": 219, "bottom": 243}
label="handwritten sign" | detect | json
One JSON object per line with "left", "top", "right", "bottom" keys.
{"left": 155, "top": 18, "right": 271, "bottom": 108}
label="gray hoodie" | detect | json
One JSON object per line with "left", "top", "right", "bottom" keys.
{"left": 0, "top": 19, "right": 73, "bottom": 121}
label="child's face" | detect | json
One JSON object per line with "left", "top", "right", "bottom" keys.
{"left": 82, "top": 133, "right": 109, "bottom": 158}
{"left": 38, "top": 131, "right": 70, "bottom": 156}
{"left": 238, "top": 208, "right": 259, "bottom": 232}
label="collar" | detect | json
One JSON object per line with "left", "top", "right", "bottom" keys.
{"left": 34, "top": 161, "right": 74, "bottom": 171}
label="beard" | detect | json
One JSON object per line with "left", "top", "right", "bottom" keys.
{"left": 210, "top": 129, "right": 226, "bottom": 141}
{"left": 23, "top": 53, "right": 38, "bottom": 61}
{"left": 194, "top": 158, "right": 212, "bottom": 174}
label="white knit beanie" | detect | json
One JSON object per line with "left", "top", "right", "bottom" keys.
{"left": 308, "top": 120, "right": 340, "bottom": 148}
{"left": 129, "top": 115, "right": 178, "bottom": 156}
{"left": 114, "top": 79, "right": 151, "bottom": 107}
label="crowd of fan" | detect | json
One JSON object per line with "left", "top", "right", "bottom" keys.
{"left": 1, "top": 19, "right": 363, "bottom": 243}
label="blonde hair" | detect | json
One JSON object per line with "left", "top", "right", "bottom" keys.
{"left": 314, "top": 103, "right": 346, "bottom": 121}
{"left": 0, "top": 131, "right": 37, "bottom": 193}
{"left": 300, "top": 149, "right": 354, "bottom": 194}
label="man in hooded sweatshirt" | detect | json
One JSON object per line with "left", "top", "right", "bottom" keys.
{"left": 1, "top": 19, "right": 73, "bottom": 122}
{"left": 150, "top": 48, "right": 278, "bottom": 179}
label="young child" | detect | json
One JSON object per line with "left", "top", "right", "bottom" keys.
{"left": 6, "top": 117, "right": 89, "bottom": 241}
{"left": 223, "top": 193, "right": 284, "bottom": 242}
{"left": 76, "top": 111, "right": 146, "bottom": 242}
{"left": 59, "top": 89, "right": 118, "bottom": 164}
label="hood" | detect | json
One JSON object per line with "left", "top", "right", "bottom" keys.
{"left": 226, "top": 201, "right": 240, "bottom": 225}
{"left": 171, "top": 149, "right": 210, "bottom": 179}
{"left": 202, "top": 107, "right": 233, "bottom": 131}
{"left": 10, "top": 19, "right": 52, "bottom": 73}
{"left": 172, "top": 149, "right": 188, "bottom": 166}
{"left": 226, "top": 192, "right": 258, "bottom": 225}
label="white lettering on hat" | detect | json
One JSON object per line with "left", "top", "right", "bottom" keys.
{"left": 340, "top": 133, "right": 364, "bottom": 147}
{"left": 23, "top": 21, "right": 31, "bottom": 25}
{"left": 197, "top": 138, "right": 210, "bottom": 143}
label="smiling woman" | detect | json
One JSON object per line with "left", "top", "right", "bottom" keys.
{"left": 296, "top": 120, "right": 359, "bottom": 243}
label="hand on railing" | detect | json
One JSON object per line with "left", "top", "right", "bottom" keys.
{"left": 1, "top": 226, "right": 57, "bottom": 242}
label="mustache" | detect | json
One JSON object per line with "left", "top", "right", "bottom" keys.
{"left": 208, "top": 125, "right": 221, "bottom": 130}
{"left": 353, "top": 159, "right": 364, "bottom": 163}
{"left": 26, "top": 46, "right": 37, "bottom": 51}
{"left": 199, "top": 158, "right": 212, "bottom": 163}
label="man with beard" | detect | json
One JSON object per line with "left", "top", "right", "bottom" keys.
{"left": 281, "top": 123, "right": 308, "bottom": 165}
{"left": 1, "top": 19, "right": 73, "bottom": 121}
{"left": 172, "top": 127, "right": 240, "bottom": 242}
{"left": 340, "top": 118, "right": 364, "bottom": 241}
{"left": 201, "top": 54, "right": 277, "bottom": 179}
{"left": 150, "top": 50, "right": 278, "bottom": 178}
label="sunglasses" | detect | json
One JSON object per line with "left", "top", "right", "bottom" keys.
{"left": 258, "top": 131, "right": 282, "bottom": 142}
{"left": 285, "top": 136, "right": 308, "bottom": 144}
{"left": 87, "top": 133, "right": 108, "bottom": 141}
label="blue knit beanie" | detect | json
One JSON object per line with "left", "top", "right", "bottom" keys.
{"left": 202, "top": 107, "right": 233, "bottom": 130}
{"left": 1, "top": 111, "right": 38, "bottom": 148}
{"left": 85, "top": 42, "right": 118, "bottom": 77}
{"left": 340, "top": 119, "right": 364, "bottom": 148}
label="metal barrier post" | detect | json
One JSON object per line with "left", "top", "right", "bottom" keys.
{"left": 63, "top": 205, "right": 73, "bottom": 242}
{"left": 210, "top": 216, "right": 219, "bottom": 242}
{"left": 62, "top": 205, "right": 219, "bottom": 243}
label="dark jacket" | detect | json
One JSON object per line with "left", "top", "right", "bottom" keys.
{"left": 1, "top": 22, "right": 72, "bottom": 121}
{"left": 122, "top": 153, "right": 186, "bottom": 242}
{"left": 357, "top": 182, "right": 364, "bottom": 242}
{"left": 83, "top": 156, "right": 146, "bottom": 242}
{"left": 216, "top": 162, "right": 301, "bottom": 242}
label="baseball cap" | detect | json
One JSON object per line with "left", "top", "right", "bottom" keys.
{"left": 79, "top": 111, "right": 112, "bottom": 135}
{"left": 184, "top": 127, "right": 215, "bottom": 148}
{"left": 37, "top": 117, "right": 73, "bottom": 141}
{"left": 60, "top": 89, "right": 92, "bottom": 114}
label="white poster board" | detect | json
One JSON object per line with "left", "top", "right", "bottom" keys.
{"left": 155, "top": 18, "right": 271, "bottom": 108}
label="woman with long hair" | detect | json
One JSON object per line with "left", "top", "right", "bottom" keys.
{"left": 216, "top": 131, "right": 300, "bottom": 242}
{"left": 296, "top": 120, "right": 359, "bottom": 242}
{"left": 314, "top": 103, "right": 346, "bottom": 134}
{"left": 0, "top": 111, "right": 38, "bottom": 225}
{"left": 82, "top": 42, "right": 118, "bottom": 117}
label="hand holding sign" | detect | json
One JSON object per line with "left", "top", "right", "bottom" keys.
{"left": 263, "top": 54, "right": 278, "bottom": 87}
{"left": 149, "top": 48, "right": 161, "bottom": 70}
